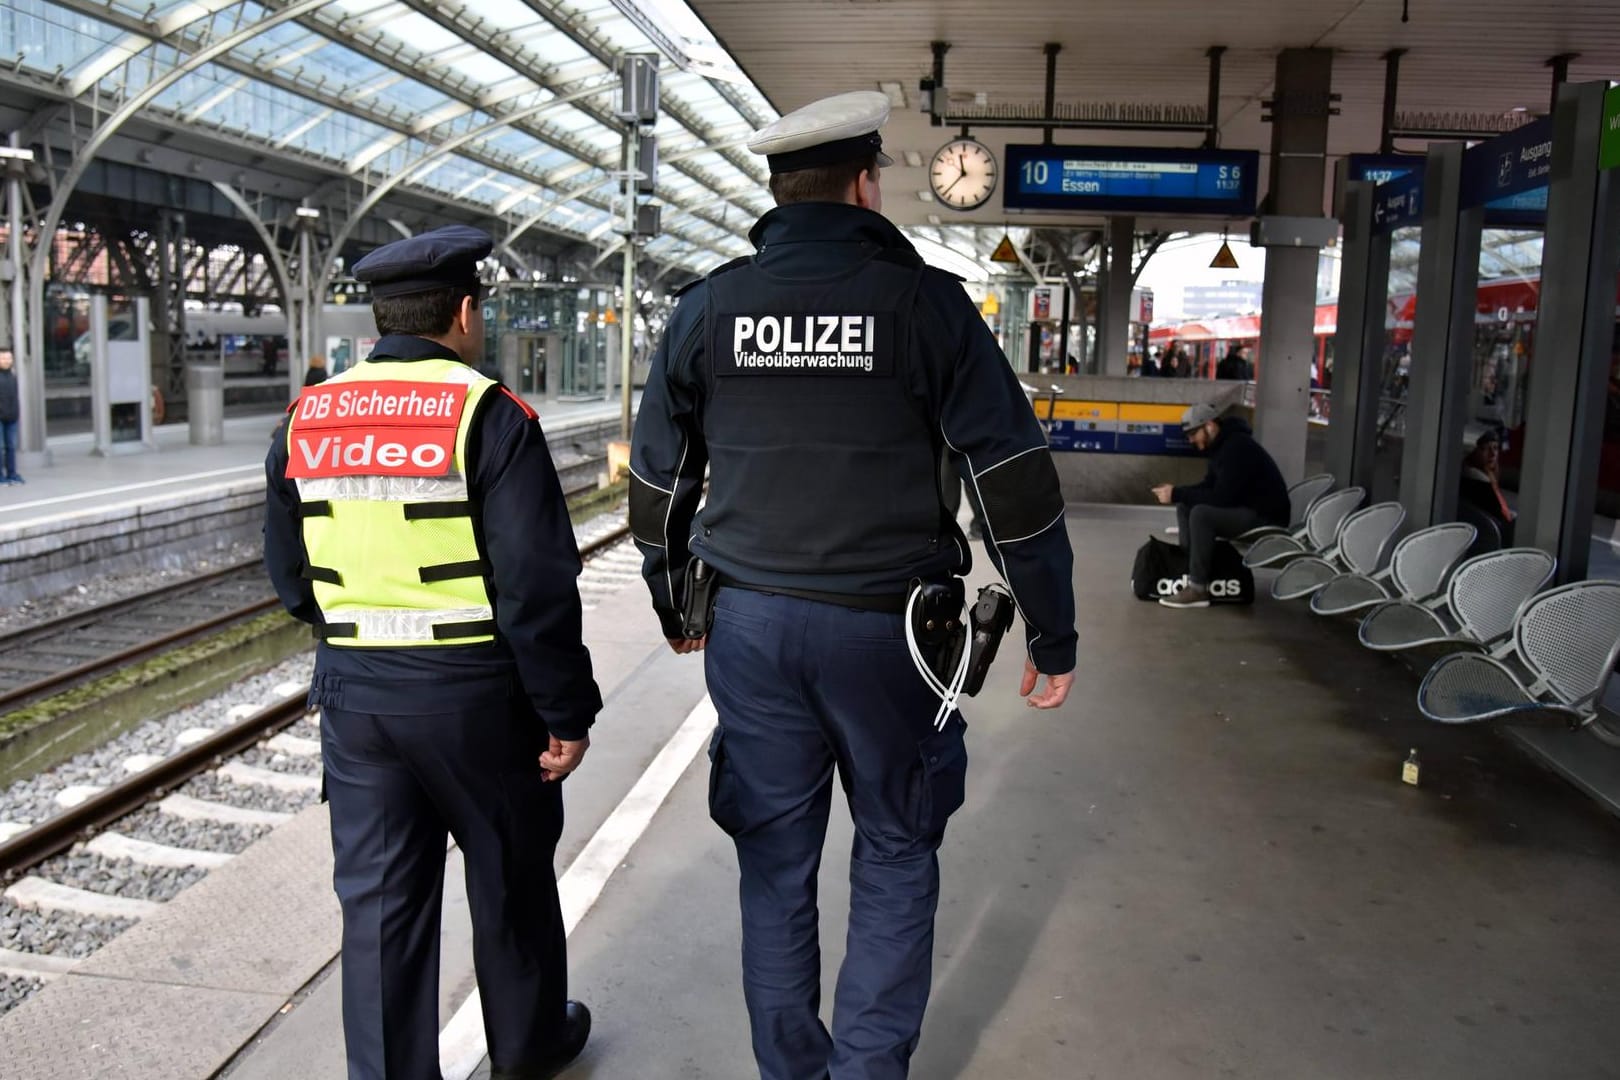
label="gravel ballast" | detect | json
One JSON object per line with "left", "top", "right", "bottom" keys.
{"left": 0, "top": 897, "right": 134, "bottom": 958}
{"left": 0, "top": 974, "right": 44, "bottom": 1017}
{"left": 0, "top": 654, "right": 316, "bottom": 828}
{"left": 115, "top": 805, "right": 270, "bottom": 855}
{"left": 178, "top": 772, "right": 320, "bottom": 817}
{"left": 35, "top": 851, "right": 209, "bottom": 903}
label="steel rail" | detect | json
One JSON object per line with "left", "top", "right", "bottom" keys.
{"left": 0, "top": 596, "right": 284, "bottom": 714}
{"left": 0, "top": 692, "right": 309, "bottom": 883}
{"left": 0, "top": 559, "right": 265, "bottom": 654}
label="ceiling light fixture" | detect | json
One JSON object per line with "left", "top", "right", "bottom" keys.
{"left": 902, "top": 150, "right": 924, "bottom": 168}
{"left": 878, "top": 81, "right": 907, "bottom": 109}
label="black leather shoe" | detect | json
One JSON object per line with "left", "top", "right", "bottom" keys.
{"left": 490, "top": 1001, "right": 592, "bottom": 1080}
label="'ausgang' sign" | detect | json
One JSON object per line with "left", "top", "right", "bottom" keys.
{"left": 286, "top": 381, "right": 468, "bottom": 479}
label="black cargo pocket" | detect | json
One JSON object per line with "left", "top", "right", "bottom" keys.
{"left": 707, "top": 726, "right": 748, "bottom": 837}
{"left": 907, "top": 725, "right": 968, "bottom": 840}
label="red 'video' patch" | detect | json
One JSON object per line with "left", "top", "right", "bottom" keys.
{"left": 285, "top": 381, "right": 467, "bottom": 479}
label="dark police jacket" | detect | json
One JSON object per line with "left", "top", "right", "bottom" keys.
{"left": 263, "top": 334, "right": 602, "bottom": 740}
{"left": 1172, "top": 417, "right": 1291, "bottom": 526}
{"left": 0, "top": 368, "right": 18, "bottom": 423}
{"left": 629, "top": 203, "right": 1077, "bottom": 676}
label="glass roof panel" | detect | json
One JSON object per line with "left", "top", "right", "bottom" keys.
{"left": 18, "top": 0, "right": 772, "bottom": 277}
{"left": 287, "top": 111, "right": 394, "bottom": 161}
{"left": 378, "top": 11, "right": 461, "bottom": 55}
{"left": 231, "top": 21, "right": 311, "bottom": 60}
{"left": 293, "top": 41, "right": 396, "bottom": 87}
{"left": 7, "top": 0, "right": 129, "bottom": 73}
{"left": 354, "top": 75, "right": 454, "bottom": 116}
{"left": 440, "top": 51, "right": 521, "bottom": 88}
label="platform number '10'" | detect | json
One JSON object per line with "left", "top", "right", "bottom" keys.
{"left": 1021, "top": 161, "right": 1050, "bottom": 186}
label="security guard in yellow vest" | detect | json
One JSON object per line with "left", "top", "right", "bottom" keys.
{"left": 263, "top": 225, "right": 599, "bottom": 1080}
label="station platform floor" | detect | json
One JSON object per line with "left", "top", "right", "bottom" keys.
{"left": 0, "top": 394, "right": 635, "bottom": 535}
{"left": 5, "top": 507, "right": 1618, "bottom": 1079}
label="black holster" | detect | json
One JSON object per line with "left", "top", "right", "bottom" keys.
{"left": 910, "top": 578, "right": 966, "bottom": 686}
{"left": 681, "top": 557, "right": 720, "bottom": 639}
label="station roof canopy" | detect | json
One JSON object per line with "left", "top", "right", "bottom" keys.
{"left": 687, "top": 0, "right": 1620, "bottom": 240}
{"left": 0, "top": 0, "right": 794, "bottom": 277}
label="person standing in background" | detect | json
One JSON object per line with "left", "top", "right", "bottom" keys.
{"left": 0, "top": 350, "right": 22, "bottom": 485}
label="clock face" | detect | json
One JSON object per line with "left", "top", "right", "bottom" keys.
{"left": 929, "top": 139, "right": 998, "bottom": 211}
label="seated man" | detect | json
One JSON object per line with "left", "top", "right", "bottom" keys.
{"left": 1153, "top": 402, "right": 1290, "bottom": 609}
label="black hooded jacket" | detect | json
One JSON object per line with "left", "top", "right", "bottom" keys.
{"left": 1172, "top": 417, "right": 1290, "bottom": 525}
{"left": 0, "top": 368, "right": 18, "bottom": 423}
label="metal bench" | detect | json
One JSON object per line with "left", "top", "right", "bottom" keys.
{"left": 1231, "top": 473, "right": 1336, "bottom": 549}
{"left": 1271, "top": 501, "right": 1405, "bottom": 601}
{"left": 1417, "top": 581, "right": 1620, "bottom": 728}
{"left": 1243, "top": 486, "right": 1366, "bottom": 570}
{"left": 1356, "top": 548, "right": 1556, "bottom": 655}
{"left": 1309, "top": 522, "right": 1476, "bottom": 617}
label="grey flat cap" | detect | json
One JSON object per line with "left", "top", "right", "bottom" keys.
{"left": 746, "top": 90, "right": 895, "bottom": 174}
{"left": 1181, "top": 402, "right": 1220, "bottom": 432}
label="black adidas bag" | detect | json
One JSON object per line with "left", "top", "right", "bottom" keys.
{"left": 1130, "top": 535, "right": 1255, "bottom": 604}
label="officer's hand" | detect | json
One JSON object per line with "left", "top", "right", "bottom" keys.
{"left": 667, "top": 636, "right": 707, "bottom": 655}
{"left": 1020, "top": 660, "right": 1074, "bottom": 710}
{"left": 540, "top": 735, "right": 590, "bottom": 781}
{"left": 1151, "top": 484, "right": 1174, "bottom": 505}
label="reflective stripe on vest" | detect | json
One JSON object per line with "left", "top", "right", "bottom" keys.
{"left": 286, "top": 358, "right": 498, "bottom": 648}
{"left": 318, "top": 606, "right": 496, "bottom": 644}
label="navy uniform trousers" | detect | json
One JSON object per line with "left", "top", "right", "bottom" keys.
{"left": 704, "top": 587, "right": 969, "bottom": 1080}
{"left": 320, "top": 696, "right": 568, "bottom": 1080}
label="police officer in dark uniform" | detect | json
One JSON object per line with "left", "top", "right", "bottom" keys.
{"left": 629, "top": 93, "right": 1077, "bottom": 1080}
{"left": 263, "top": 225, "right": 598, "bottom": 1080}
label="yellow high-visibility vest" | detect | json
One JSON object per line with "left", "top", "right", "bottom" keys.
{"left": 285, "top": 357, "right": 498, "bottom": 647}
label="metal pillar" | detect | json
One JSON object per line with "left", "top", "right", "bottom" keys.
{"left": 1255, "top": 48, "right": 1334, "bottom": 485}
{"left": 291, "top": 214, "right": 316, "bottom": 400}
{"left": 154, "top": 211, "right": 187, "bottom": 405}
{"left": 1325, "top": 180, "right": 1394, "bottom": 492}
{"left": 1099, "top": 216, "right": 1134, "bottom": 375}
{"left": 1398, "top": 142, "right": 1473, "bottom": 529}
{"left": 1516, "top": 82, "right": 1620, "bottom": 581}
{"left": 4, "top": 134, "right": 37, "bottom": 455}
{"left": 620, "top": 130, "right": 637, "bottom": 441}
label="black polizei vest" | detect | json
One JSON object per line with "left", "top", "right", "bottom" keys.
{"left": 696, "top": 248, "right": 956, "bottom": 586}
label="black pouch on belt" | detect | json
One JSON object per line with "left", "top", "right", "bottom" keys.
{"left": 681, "top": 557, "right": 720, "bottom": 639}
{"left": 909, "top": 578, "right": 966, "bottom": 684}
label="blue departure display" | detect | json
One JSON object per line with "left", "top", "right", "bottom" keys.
{"left": 1347, "top": 153, "right": 1420, "bottom": 186}
{"left": 1002, "top": 145, "right": 1260, "bottom": 216}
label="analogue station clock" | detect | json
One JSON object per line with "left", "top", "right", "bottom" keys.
{"left": 928, "top": 138, "right": 998, "bottom": 211}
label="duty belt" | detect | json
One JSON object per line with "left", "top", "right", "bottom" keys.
{"left": 718, "top": 576, "right": 912, "bottom": 615}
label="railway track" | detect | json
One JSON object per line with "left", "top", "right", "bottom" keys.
{"left": 0, "top": 466, "right": 637, "bottom": 1011}
{"left": 0, "top": 522, "right": 638, "bottom": 885}
{"left": 0, "top": 564, "right": 280, "bottom": 715}
{"left": 0, "top": 457, "right": 615, "bottom": 719}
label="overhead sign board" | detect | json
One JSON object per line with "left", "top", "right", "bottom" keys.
{"left": 1347, "top": 153, "right": 1421, "bottom": 186}
{"left": 1602, "top": 85, "right": 1620, "bottom": 173}
{"left": 1002, "top": 145, "right": 1260, "bottom": 217}
{"left": 1042, "top": 400, "right": 1199, "bottom": 455}
{"left": 1371, "top": 172, "right": 1424, "bottom": 234}
{"left": 1462, "top": 116, "right": 1553, "bottom": 225}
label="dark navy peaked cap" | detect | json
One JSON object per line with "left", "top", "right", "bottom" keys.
{"left": 352, "top": 224, "right": 492, "bottom": 298}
